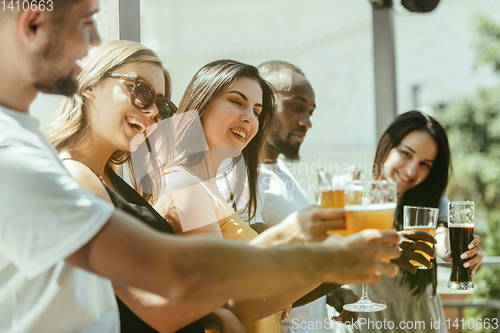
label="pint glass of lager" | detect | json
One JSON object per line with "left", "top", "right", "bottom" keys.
{"left": 319, "top": 167, "right": 361, "bottom": 212}
{"left": 447, "top": 201, "right": 474, "bottom": 290}
{"left": 319, "top": 170, "right": 349, "bottom": 235}
{"left": 403, "top": 206, "right": 439, "bottom": 269}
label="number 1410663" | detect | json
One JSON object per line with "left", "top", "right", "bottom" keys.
{"left": 446, "top": 318, "right": 499, "bottom": 330}
{"left": 1, "top": 0, "right": 53, "bottom": 12}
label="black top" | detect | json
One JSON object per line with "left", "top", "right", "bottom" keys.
{"left": 102, "top": 165, "right": 205, "bottom": 333}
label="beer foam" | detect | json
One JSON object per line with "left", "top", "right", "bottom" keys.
{"left": 345, "top": 202, "right": 397, "bottom": 211}
{"left": 448, "top": 223, "right": 474, "bottom": 228}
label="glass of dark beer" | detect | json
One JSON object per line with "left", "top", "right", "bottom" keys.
{"left": 447, "top": 201, "right": 474, "bottom": 290}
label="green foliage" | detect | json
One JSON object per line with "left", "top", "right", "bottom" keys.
{"left": 436, "top": 86, "right": 500, "bottom": 211}
{"left": 464, "top": 211, "right": 500, "bottom": 333}
{"left": 475, "top": 17, "right": 500, "bottom": 73}
{"left": 433, "top": 16, "right": 500, "bottom": 333}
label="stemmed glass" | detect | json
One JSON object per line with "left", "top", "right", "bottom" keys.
{"left": 342, "top": 180, "right": 397, "bottom": 312}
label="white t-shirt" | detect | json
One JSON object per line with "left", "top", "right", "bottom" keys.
{"left": 0, "top": 107, "right": 118, "bottom": 333}
{"left": 437, "top": 195, "right": 450, "bottom": 224}
{"left": 223, "top": 158, "right": 312, "bottom": 227}
{"left": 219, "top": 158, "right": 331, "bottom": 333}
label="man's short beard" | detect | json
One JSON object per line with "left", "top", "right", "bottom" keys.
{"left": 270, "top": 131, "right": 301, "bottom": 162}
{"left": 34, "top": 74, "right": 78, "bottom": 96}
{"left": 34, "top": 74, "right": 78, "bottom": 97}
{"left": 31, "top": 31, "right": 78, "bottom": 97}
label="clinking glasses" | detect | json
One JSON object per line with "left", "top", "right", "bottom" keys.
{"left": 107, "top": 73, "right": 177, "bottom": 122}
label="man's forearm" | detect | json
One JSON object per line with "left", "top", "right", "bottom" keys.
{"left": 68, "top": 209, "right": 329, "bottom": 303}
{"left": 114, "top": 285, "right": 225, "bottom": 333}
{"left": 68, "top": 211, "right": 401, "bottom": 303}
{"left": 225, "top": 284, "right": 319, "bottom": 323}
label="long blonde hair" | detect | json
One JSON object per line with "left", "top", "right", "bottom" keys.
{"left": 44, "top": 40, "right": 171, "bottom": 204}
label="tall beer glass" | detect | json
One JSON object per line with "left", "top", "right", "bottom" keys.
{"left": 448, "top": 201, "right": 475, "bottom": 290}
{"left": 403, "top": 206, "right": 438, "bottom": 269}
{"left": 319, "top": 170, "right": 344, "bottom": 209}
{"left": 319, "top": 170, "right": 348, "bottom": 235}
{"left": 342, "top": 180, "right": 397, "bottom": 312}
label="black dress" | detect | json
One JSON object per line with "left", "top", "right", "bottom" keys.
{"left": 102, "top": 165, "right": 205, "bottom": 333}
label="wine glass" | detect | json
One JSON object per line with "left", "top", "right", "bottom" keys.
{"left": 342, "top": 180, "right": 397, "bottom": 312}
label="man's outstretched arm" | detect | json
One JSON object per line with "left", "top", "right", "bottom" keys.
{"left": 67, "top": 208, "right": 402, "bottom": 303}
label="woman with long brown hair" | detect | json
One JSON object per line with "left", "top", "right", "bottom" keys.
{"left": 343, "top": 111, "right": 483, "bottom": 333}
{"left": 155, "top": 60, "right": 350, "bottom": 333}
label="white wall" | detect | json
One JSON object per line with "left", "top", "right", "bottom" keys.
{"left": 138, "top": 0, "right": 500, "bottom": 198}
{"left": 28, "top": 0, "right": 500, "bottom": 199}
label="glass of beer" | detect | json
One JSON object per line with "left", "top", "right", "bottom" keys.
{"left": 342, "top": 180, "right": 397, "bottom": 312}
{"left": 319, "top": 170, "right": 344, "bottom": 209}
{"left": 319, "top": 170, "right": 349, "bottom": 235}
{"left": 403, "top": 206, "right": 439, "bottom": 269}
{"left": 448, "top": 201, "right": 475, "bottom": 290}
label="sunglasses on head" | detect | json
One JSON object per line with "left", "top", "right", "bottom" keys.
{"left": 107, "top": 73, "right": 177, "bottom": 122}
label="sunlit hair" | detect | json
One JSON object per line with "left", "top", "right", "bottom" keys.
{"left": 257, "top": 60, "right": 305, "bottom": 80}
{"left": 374, "top": 110, "right": 451, "bottom": 296}
{"left": 44, "top": 40, "right": 171, "bottom": 204}
{"left": 175, "top": 60, "right": 276, "bottom": 221}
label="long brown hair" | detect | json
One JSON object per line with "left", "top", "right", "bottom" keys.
{"left": 374, "top": 110, "right": 451, "bottom": 296}
{"left": 175, "top": 60, "right": 275, "bottom": 221}
{"left": 44, "top": 40, "right": 171, "bottom": 204}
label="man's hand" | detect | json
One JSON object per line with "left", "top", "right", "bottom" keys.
{"left": 297, "top": 205, "right": 346, "bottom": 243}
{"left": 253, "top": 205, "right": 345, "bottom": 246}
{"left": 326, "top": 288, "right": 359, "bottom": 323}
{"left": 393, "top": 231, "right": 436, "bottom": 274}
{"left": 322, "top": 229, "right": 401, "bottom": 285}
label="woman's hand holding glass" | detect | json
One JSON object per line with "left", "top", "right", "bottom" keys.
{"left": 446, "top": 234, "right": 483, "bottom": 275}
{"left": 254, "top": 205, "right": 346, "bottom": 246}
{"left": 258, "top": 205, "right": 346, "bottom": 246}
{"left": 400, "top": 206, "right": 439, "bottom": 273}
{"left": 393, "top": 231, "right": 436, "bottom": 274}
{"left": 298, "top": 206, "right": 346, "bottom": 243}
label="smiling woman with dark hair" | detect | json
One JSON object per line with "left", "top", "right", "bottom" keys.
{"left": 341, "top": 111, "right": 483, "bottom": 333}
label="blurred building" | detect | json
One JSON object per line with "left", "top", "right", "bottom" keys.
{"left": 31, "top": 0, "right": 500, "bottom": 198}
